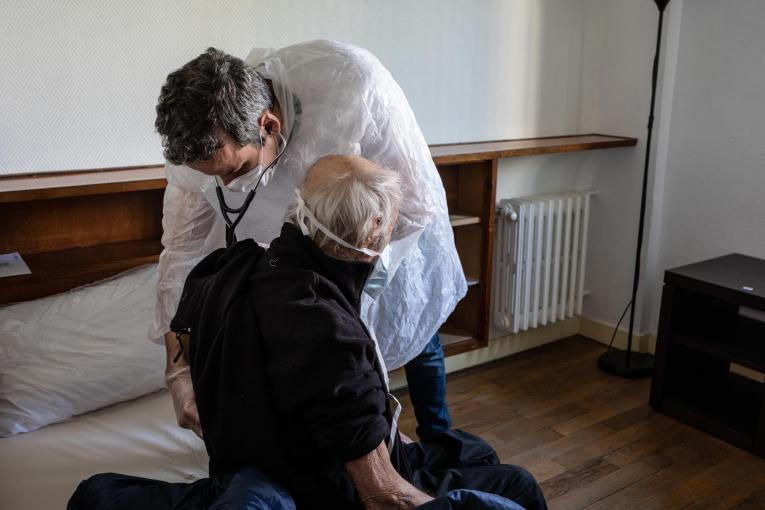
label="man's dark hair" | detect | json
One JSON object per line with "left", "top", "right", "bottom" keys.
{"left": 155, "top": 47, "right": 274, "bottom": 165}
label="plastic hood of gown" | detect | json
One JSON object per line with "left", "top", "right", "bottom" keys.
{"left": 153, "top": 40, "right": 466, "bottom": 369}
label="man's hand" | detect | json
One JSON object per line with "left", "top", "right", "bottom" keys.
{"left": 345, "top": 440, "right": 432, "bottom": 509}
{"left": 164, "top": 332, "right": 203, "bottom": 439}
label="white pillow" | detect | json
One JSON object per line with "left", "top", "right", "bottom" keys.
{"left": 0, "top": 264, "right": 165, "bottom": 437}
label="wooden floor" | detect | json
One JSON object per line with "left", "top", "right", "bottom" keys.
{"left": 395, "top": 336, "right": 765, "bottom": 509}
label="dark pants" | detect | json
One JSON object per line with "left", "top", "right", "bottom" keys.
{"left": 68, "top": 430, "right": 546, "bottom": 510}
{"left": 405, "top": 430, "right": 548, "bottom": 510}
{"left": 405, "top": 333, "right": 452, "bottom": 440}
{"left": 68, "top": 466, "right": 295, "bottom": 510}
{"left": 418, "top": 490, "right": 526, "bottom": 510}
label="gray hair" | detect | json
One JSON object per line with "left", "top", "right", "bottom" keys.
{"left": 155, "top": 47, "right": 273, "bottom": 164}
{"left": 287, "top": 157, "right": 402, "bottom": 254}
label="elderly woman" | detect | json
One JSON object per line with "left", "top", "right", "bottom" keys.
{"left": 69, "top": 155, "right": 546, "bottom": 510}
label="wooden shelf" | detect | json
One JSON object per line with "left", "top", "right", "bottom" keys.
{"left": 659, "top": 345, "right": 762, "bottom": 451}
{"left": 449, "top": 214, "right": 481, "bottom": 227}
{"left": 430, "top": 134, "right": 637, "bottom": 165}
{"left": 662, "top": 386, "right": 759, "bottom": 451}
{"left": 673, "top": 315, "right": 765, "bottom": 374}
{"left": 0, "top": 134, "right": 636, "bottom": 203}
{"left": 439, "top": 324, "right": 483, "bottom": 357}
{"left": 440, "top": 325, "right": 473, "bottom": 345}
{"left": 0, "top": 239, "right": 162, "bottom": 305}
{"left": 0, "top": 165, "right": 166, "bottom": 204}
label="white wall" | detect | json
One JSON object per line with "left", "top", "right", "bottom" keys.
{"left": 494, "top": 0, "right": 666, "bottom": 341}
{"left": 647, "top": 0, "right": 765, "bottom": 329}
{"left": 581, "top": 0, "right": 765, "bottom": 342}
{"left": 576, "top": 0, "right": 671, "bottom": 337}
{"left": 0, "top": 0, "right": 265, "bottom": 174}
{"left": 1, "top": 0, "right": 596, "bottom": 174}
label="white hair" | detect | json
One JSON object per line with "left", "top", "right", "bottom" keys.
{"left": 286, "top": 160, "right": 402, "bottom": 253}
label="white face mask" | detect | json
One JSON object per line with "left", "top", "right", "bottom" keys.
{"left": 364, "top": 248, "right": 391, "bottom": 299}
{"left": 217, "top": 132, "right": 287, "bottom": 193}
{"left": 293, "top": 188, "right": 393, "bottom": 299}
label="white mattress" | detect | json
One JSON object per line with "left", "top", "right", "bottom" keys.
{"left": 0, "top": 391, "right": 208, "bottom": 510}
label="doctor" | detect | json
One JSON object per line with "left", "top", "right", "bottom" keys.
{"left": 153, "top": 40, "right": 466, "bottom": 442}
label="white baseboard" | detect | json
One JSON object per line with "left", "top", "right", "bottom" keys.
{"left": 578, "top": 317, "right": 656, "bottom": 354}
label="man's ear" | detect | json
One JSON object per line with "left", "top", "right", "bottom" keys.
{"left": 259, "top": 111, "right": 282, "bottom": 136}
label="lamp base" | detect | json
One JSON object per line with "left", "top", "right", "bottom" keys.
{"left": 597, "top": 349, "right": 654, "bottom": 378}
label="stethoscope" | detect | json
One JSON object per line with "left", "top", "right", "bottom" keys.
{"left": 214, "top": 131, "right": 288, "bottom": 247}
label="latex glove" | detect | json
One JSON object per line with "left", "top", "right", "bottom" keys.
{"left": 165, "top": 366, "right": 204, "bottom": 439}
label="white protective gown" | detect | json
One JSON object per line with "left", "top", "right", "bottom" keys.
{"left": 150, "top": 40, "right": 467, "bottom": 369}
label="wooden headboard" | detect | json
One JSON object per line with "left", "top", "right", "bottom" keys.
{"left": 0, "top": 166, "right": 167, "bottom": 305}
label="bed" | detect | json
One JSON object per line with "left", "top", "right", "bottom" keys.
{"left": 0, "top": 391, "right": 208, "bottom": 510}
{"left": 0, "top": 168, "right": 207, "bottom": 509}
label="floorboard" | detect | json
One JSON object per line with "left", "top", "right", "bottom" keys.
{"left": 394, "top": 336, "right": 765, "bottom": 509}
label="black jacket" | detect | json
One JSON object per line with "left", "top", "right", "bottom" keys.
{"left": 170, "top": 223, "right": 396, "bottom": 508}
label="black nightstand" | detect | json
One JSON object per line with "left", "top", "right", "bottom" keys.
{"left": 649, "top": 253, "right": 765, "bottom": 457}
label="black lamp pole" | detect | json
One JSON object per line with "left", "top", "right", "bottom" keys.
{"left": 598, "top": 0, "right": 671, "bottom": 378}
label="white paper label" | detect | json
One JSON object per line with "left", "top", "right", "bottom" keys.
{"left": 0, "top": 252, "right": 32, "bottom": 278}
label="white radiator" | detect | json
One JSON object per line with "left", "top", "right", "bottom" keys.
{"left": 493, "top": 191, "right": 594, "bottom": 333}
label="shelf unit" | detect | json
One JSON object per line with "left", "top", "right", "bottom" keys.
{"left": 431, "top": 134, "right": 636, "bottom": 356}
{"left": 0, "top": 165, "right": 165, "bottom": 304}
{"left": 434, "top": 158, "right": 496, "bottom": 355}
{"left": 0, "top": 134, "right": 637, "bottom": 357}
{"left": 650, "top": 254, "right": 765, "bottom": 458}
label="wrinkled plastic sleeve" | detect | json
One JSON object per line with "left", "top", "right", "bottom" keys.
{"left": 148, "top": 172, "right": 220, "bottom": 344}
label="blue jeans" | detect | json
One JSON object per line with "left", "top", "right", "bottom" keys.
{"left": 404, "top": 333, "right": 452, "bottom": 440}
